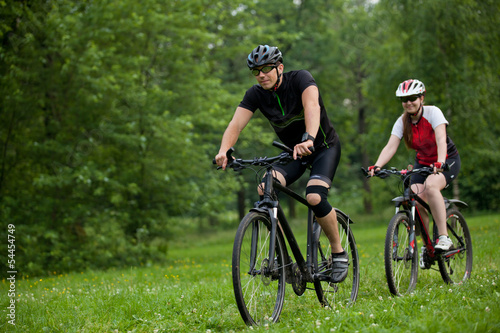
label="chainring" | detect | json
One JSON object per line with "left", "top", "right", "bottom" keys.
{"left": 291, "top": 262, "right": 306, "bottom": 296}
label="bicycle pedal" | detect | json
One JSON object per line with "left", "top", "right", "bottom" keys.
{"left": 314, "top": 272, "right": 331, "bottom": 282}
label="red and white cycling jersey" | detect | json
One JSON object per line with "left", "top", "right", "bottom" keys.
{"left": 391, "top": 106, "right": 458, "bottom": 165}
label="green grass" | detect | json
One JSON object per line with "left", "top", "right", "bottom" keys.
{"left": 2, "top": 213, "right": 499, "bottom": 332}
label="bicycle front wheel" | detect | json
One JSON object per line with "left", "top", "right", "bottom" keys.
{"left": 232, "top": 211, "right": 286, "bottom": 326}
{"left": 438, "top": 208, "right": 473, "bottom": 284}
{"left": 314, "top": 211, "right": 359, "bottom": 309}
{"left": 384, "top": 213, "right": 418, "bottom": 296}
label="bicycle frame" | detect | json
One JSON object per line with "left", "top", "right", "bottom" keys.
{"left": 228, "top": 143, "right": 360, "bottom": 324}
{"left": 392, "top": 192, "right": 435, "bottom": 258}
{"left": 249, "top": 164, "right": 318, "bottom": 283}
{"left": 393, "top": 182, "right": 468, "bottom": 262}
{"left": 362, "top": 165, "right": 472, "bottom": 295}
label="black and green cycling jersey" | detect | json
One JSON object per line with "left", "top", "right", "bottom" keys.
{"left": 238, "top": 70, "right": 339, "bottom": 150}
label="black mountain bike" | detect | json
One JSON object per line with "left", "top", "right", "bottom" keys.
{"left": 216, "top": 142, "right": 359, "bottom": 326}
{"left": 362, "top": 166, "right": 472, "bottom": 296}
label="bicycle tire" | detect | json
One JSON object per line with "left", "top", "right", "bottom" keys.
{"left": 437, "top": 208, "right": 473, "bottom": 284}
{"left": 384, "top": 213, "right": 418, "bottom": 296}
{"left": 232, "top": 211, "right": 286, "bottom": 326}
{"left": 313, "top": 211, "right": 359, "bottom": 309}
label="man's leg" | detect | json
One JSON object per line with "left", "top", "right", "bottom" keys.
{"left": 306, "top": 179, "right": 347, "bottom": 283}
{"left": 306, "top": 179, "right": 341, "bottom": 251}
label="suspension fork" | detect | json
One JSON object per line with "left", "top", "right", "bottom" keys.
{"left": 266, "top": 206, "right": 279, "bottom": 271}
{"left": 257, "top": 167, "right": 281, "bottom": 273}
{"left": 394, "top": 201, "right": 417, "bottom": 256}
{"left": 249, "top": 220, "right": 260, "bottom": 272}
{"left": 408, "top": 204, "right": 417, "bottom": 255}
{"left": 248, "top": 205, "right": 281, "bottom": 275}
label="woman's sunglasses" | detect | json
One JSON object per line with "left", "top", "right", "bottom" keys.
{"left": 400, "top": 95, "right": 421, "bottom": 103}
{"left": 251, "top": 65, "right": 278, "bottom": 76}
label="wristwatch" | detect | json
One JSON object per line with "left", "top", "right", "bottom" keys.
{"left": 301, "top": 132, "right": 315, "bottom": 143}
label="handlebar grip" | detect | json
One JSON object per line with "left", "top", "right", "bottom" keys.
{"left": 272, "top": 141, "right": 293, "bottom": 154}
{"left": 361, "top": 167, "right": 370, "bottom": 178}
{"left": 272, "top": 140, "right": 315, "bottom": 154}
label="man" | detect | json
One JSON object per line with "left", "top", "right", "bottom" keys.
{"left": 214, "top": 45, "right": 347, "bottom": 282}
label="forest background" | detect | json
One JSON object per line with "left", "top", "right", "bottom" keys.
{"left": 1, "top": 0, "right": 499, "bottom": 277}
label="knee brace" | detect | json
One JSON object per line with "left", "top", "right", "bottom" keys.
{"left": 306, "top": 185, "right": 332, "bottom": 218}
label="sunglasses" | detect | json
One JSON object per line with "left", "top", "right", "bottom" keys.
{"left": 251, "top": 65, "right": 277, "bottom": 76}
{"left": 400, "top": 95, "right": 420, "bottom": 103}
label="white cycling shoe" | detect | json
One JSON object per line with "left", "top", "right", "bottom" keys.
{"left": 435, "top": 235, "right": 453, "bottom": 251}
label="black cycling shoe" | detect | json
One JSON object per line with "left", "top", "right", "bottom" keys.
{"left": 330, "top": 251, "right": 349, "bottom": 283}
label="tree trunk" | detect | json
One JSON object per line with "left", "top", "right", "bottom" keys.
{"left": 453, "top": 180, "right": 460, "bottom": 200}
{"left": 357, "top": 66, "right": 372, "bottom": 214}
{"left": 237, "top": 188, "right": 246, "bottom": 220}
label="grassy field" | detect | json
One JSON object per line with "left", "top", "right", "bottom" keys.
{"left": 2, "top": 213, "right": 499, "bottom": 332}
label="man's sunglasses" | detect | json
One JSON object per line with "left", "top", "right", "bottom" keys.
{"left": 400, "top": 95, "right": 421, "bottom": 103}
{"left": 251, "top": 65, "right": 278, "bottom": 76}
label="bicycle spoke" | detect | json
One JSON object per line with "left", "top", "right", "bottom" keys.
{"left": 233, "top": 212, "right": 285, "bottom": 326}
{"left": 438, "top": 209, "right": 472, "bottom": 284}
{"left": 385, "top": 214, "right": 417, "bottom": 296}
{"left": 314, "top": 213, "right": 359, "bottom": 309}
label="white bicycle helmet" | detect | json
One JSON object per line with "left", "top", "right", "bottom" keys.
{"left": 396, "top": 79, "right": 426, "bottom": 97}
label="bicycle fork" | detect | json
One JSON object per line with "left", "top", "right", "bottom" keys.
{"left": 247, "top": 207, "right": 280, "bottom": 278}
{"left": 393, "top": 204, "right": 417, "bottom": 259}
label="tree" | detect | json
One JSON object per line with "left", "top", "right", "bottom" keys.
{"left": 365, "top": 0, "right": 500, "bottom": 210}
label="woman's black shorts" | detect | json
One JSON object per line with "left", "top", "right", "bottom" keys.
{"left": 410, "top": 155, "right": 461, "bottom": 186}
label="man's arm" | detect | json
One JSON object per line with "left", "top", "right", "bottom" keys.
{"left": 294, "top": 85, "right": 320, "bottom": 159}
{"left": 215, "top": 107, "right": 254, "bottom": 169}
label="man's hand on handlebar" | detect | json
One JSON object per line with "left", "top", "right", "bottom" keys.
{"left": 214, "top": 153, "right": 228, "bottom": 170}
{"left": 214, "top": 147, "right": 235, "bottom": 170}
{"left": 293, "top": 141, "right": 314, "bottom": 160}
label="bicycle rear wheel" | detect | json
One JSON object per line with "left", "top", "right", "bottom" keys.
{"left": 232, "top": 211, "right": 286, "bottom": 326}
{"left": 313, "top": 211, "right": 359, "bottom": 309}
{"left": 384, "top": 213, "right": 418, "bottom": 296}
{"left": 438, "top": 208, "right": 473, "bottom": 284}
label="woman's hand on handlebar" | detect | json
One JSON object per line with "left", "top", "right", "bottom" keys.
{"left": 367, "top": 165, "right": 380, "bottom": 177}
{"left": 431, "top": 161, "right": 449, "bottom": 174}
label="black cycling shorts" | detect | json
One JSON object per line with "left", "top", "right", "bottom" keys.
{"left": 273, "top": 142, "right": 341, "bottom": 187}
{"left": 410, "top": 155, "right": 461, "bottom": 186}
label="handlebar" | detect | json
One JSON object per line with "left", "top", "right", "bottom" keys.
{"left": 213, "top": 141, "right": 294, "bottom": 171}
{"left": 361, "top": 163, "right": 450, "bottom": 180}
{"left": 361, "top": 166, "right": 433, "bottom": 179}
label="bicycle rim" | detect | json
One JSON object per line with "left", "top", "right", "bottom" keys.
{"left": 314, "top": 212, "right": 359, "bottom": 309}
{"left": 438, "top": 209, "right": 473, "bottom": 284}
{"left": 232, "top": 212, "right": 286, "bottom": 326}
{"left": 384, "top": 213, "right": 418, "bottom": 296}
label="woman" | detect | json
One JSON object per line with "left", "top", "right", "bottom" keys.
{"left": 368, "top": 79, "right": 461, "bottom": 267}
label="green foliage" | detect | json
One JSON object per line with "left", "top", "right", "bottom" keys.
{"left": 0, "top": 0, "right": 237, "bottom": 275}
{"left": 0, "top": 0, "right": 498, "bottom": 276}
